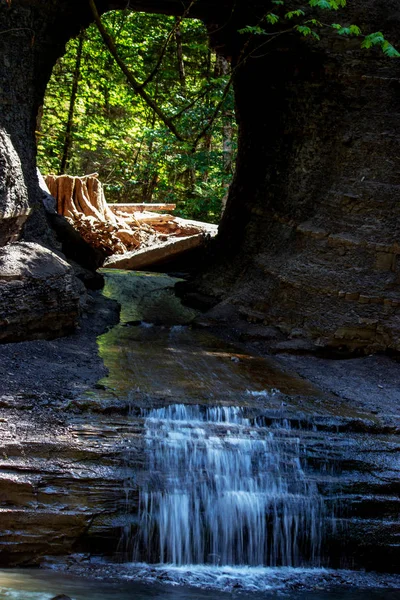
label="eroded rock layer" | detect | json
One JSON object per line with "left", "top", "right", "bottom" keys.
{"left": 0, "top": 391, "right": 399, "bottom": 572}
{"left": 0, "top": 272, "right": 399, "bottom": 573}
{"left": 196, "top": 0, "right": 400, "bottom": 353}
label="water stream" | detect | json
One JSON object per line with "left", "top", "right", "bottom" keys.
{"left": 95, "top": 272, "right": 399, "bottom": 594}
{"left": 135, "top": 404, "right": 325, "bottom": 567}
{"left": 1, "top": 569, "right": 399, "bottom": 600}
{"left": 3, "top": 271, "right": 400, "bottom": 598}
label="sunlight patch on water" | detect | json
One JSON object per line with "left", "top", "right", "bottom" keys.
{"left": 0, "top": 591, "right": 52, "bottom": 600}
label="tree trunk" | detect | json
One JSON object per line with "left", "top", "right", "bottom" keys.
{"left": 60, "top": 29, "right": 85, "bottom": 175}
{"left": 215, "top": 54, "right": 232, "bottom": 174}
{"left": 214, "top": 53, "right": 233, "bottom": 212}
{"left": 175, "top": 17, "right": 186, "bottom": 91}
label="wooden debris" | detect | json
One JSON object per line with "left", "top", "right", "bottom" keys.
{"left": 105, "top": 234, "right": 206, "bottom": 270}
{"left": 44, "top": 174, "right": 217, "bottom": 262}
{"left": 109, "top": 203, "right": 176, "bottom": 214}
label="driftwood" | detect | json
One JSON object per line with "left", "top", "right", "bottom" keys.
{"left": 108, "top": 203, "right": 176, "bottom": 214}
{"left": 44, "top": 174, "right": 212, "bottom": 257}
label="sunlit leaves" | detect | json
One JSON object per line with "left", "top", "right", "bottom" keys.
{"left": 238, "top": 25, "right": 268, "bottom": 35}
{"left": 333, "top": 24, "right": 362, "bottom": 36}
{"left": 266, "top": 13, "right": 280, "bottom": 25}
{"left": 38, "top": 11, "right": 236, "bottom": 222}
{"left": 382, "top": 41, "right": 400, "bottom": 58}
{"left": 236, "top": 0, "right": 399, "bottom": 59}
{"left": 309, "top": 0, "right": 346, "bottom": 8}
{"left": 294, "top": 25, "right": 320, "bottom": 39}
{"left": 285, "top": 10, "right": 305, "bottom": 20}
{"left": 361, "top": 31, "right": 385, "bottom": 48}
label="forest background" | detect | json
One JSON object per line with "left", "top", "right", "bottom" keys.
{"left": 36, "top": 1, "right": 398, "bottom": 225}
{"left": 37, "top": 11, "right": 236, "bottom": 224}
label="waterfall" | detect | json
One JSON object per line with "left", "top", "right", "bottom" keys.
{"left": 134, "top": 404, "right": 325, "bottom": 567}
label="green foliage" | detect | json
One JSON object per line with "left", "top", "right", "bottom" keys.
{"left": 290, "top": 23, "right": 320, "bottom": 40}
{"left": 265, "top": 13, "right": 280, "bottom": 25}
{"left": 238, "top": 0, "right": 398, "bottom": 58}
{"left": 362, "top": 32, "right": 400, "bottom": 57}
{"left": 37, "top": 1, "right": 399, "bottom": 229}
{"left": 309, "top": 0, "right": 346, "bottom": 9}
{"left": 382, "top": 41, "right": 400, "bottom": 58}
{"left": 37, "top": 12, "right": 237, "bottom": 223}
{"left": 285, "top": 10, "right": 305, "bottom": 20}
{"left": 238, "top": 25, "right": 268, "bottom": 35}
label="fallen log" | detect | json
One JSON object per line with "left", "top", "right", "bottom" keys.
{"left": 133, "top": 212, "right": 174, "bottom": 225}
{"left": 104, "top": 234, "right": 207, "bottom": 270}
{"left": 108, "top": 203, "right": 176, "bottom": 214}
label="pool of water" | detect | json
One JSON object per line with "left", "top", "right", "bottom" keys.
{"left": 1, "top": 569, "right": 399, "bottom": 600}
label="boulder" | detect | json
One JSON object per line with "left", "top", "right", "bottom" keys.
{"left": 0, "top": 129, "right": 31, "bottom": 247}
{"left": 0, "top": 242, "right": 82, "bottom": 342}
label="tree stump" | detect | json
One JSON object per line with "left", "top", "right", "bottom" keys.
{"left": 45, "top": 174, "right": 139, "bottom": 255}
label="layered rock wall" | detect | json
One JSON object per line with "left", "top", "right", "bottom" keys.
{"left": 199, "top": 1, "right": 400, "bottom": 352}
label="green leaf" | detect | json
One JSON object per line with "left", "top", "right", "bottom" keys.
{"left": 266, "top": 13, "right": 280, "bottom": 25}
{"left": 309, "top": 0, "right": 346, "bottom": 9}
{"left": 305, "top": 19, "right": 323, "bottom": 26}
{"left": 335, "top": 24, "right": 361, "bottom": 36}
{"left": 285, "top": 9, "right": 305, "bottom": 19}
{"left": 361, "top": 31, "right": 385, "bottom": 49}
{"left": 382, "top": 40, "right": 400, "bottom": 57}
{"left": 272, "top": 0, "right": 284, "bottom": 4}
{"left": 295, "top": 25, "right": 312, "bottom": 36}
{"left": 349, "top": 24, "right": 362, "bottom": 35}
{"left": 309, "top": 0, "right": 333, "bottom": 9}
{"left": 238, "top": 25, "right": 267, "bottom": 35}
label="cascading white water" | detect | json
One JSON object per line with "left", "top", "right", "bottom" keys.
{"left": 134, "top": 404, "right": 325, "bottom": 567}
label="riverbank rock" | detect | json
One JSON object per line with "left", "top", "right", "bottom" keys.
{"left": 0, "top": 129, "right": 31, "bottom": 247}
{"left": 0, "top": 242, "right": 82, "bottom": 342}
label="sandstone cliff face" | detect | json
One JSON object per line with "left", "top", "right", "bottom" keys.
{"left": 0, "top": 242, "right": 82, "bottom": 342}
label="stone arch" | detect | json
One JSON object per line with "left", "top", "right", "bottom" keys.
{"left": 0, "top": 0, "right": 399, "bottom": 351}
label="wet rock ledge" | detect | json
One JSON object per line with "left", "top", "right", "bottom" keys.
{"left": 0, "top": 271, "right": 399, "bottom": 578}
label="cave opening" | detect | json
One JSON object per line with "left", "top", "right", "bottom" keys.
{"left": 37, "top": 9, "right": 238, "bottom": 226}
{"left": 0, "top": 0, "right": 398, "bottom": 352}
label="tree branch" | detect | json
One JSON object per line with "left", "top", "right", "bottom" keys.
{"left": 191, "top": 75, "right": 233, "bottom": 151}
{"left": 170, "top": 82, "right": 216, "bottom": 121}
{"left": 88, "top": 0, "right": 186, "bottom": 142}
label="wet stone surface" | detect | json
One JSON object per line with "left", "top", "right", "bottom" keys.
{"left": 0, "top": 271, "right": 398, "bottom": 592}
